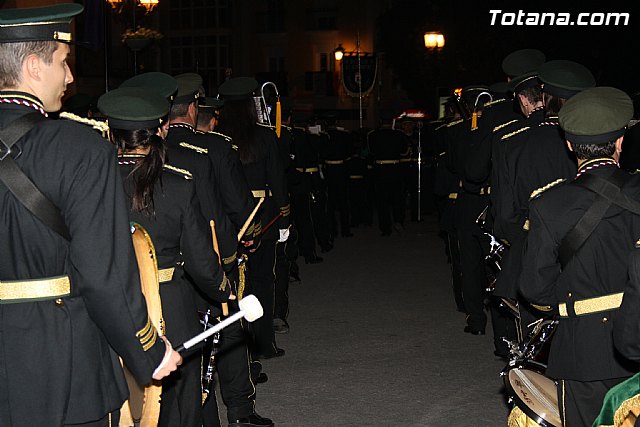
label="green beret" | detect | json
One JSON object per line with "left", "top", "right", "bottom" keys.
{"left": 559, "top": 87, "right": 633, "bottom": 145}
{"left": 98, "top": 87, "right": 169, "bottom": 131}
{"left": 173, "top": 73, "right": 203, "bottom": 104}
{"left": 0, "top": 4, "right": 83, "bottom": 43}
{"left": 539, "top": 60, "right": 595, "bottom": 99}
{"left": 120, "top": 72, "right": 178, "bottom": 102}
{"left": 218, "top": 77, "right": 259, "bottom": 100}
{"left": 199, "top": 96, "right": 224, "bottom": 110}
{"left": 502, "top": 49, "right": 546, "bottom": 77}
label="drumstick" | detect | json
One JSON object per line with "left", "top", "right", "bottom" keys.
{"left": 237, "top": 197, "right": 264, "bottom": 241}
{"left": 175, "top": 295, "right": 263, "bottom": 353}
{"left": 210, "top": 220, "right": 229, "bottom": 317}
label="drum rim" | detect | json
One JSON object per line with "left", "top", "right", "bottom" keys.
{"left": 503, "top": 367, "right": 560, "bottom": 427}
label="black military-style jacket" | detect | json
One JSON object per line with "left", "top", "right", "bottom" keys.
{"left": 166, "top": 123, "right": 253, "bottom": 270}
{"left": 240, "top": 125, "right": 290, "bottom": 239}
{"left": 0, "top": 92, "right": 165, "bottom": 425}
{"left": 367, "top": 127, "right": 409, "bottom": 182}
{"left": 118, "top": 156, "right": 229, "bottom": 345}
{"left": 520, "top": 163, "right": 640, "bottom": 381}
{"left": 289, "top": 126, "right": 322, "bottom": 194}
{"left": 615, "top": 247, "right": 640, "bottom": 361}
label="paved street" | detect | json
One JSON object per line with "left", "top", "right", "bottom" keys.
{"left": 247, "top": 215, "right": 511, "bottom": 426}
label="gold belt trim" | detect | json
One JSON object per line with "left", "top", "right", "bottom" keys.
{"left": 295, "top": 167, "right": 319, "bottom": 173}
{"left": 325, "top": 160, "right": 344, "bottom": 165}
{"left": 448, "top": 193, "right": 458, "bottom": 200}
{"left": 251, "top": 189, "right": 272, "bottom": 198}
{"left": 399, "top": 158, "right": 413, "bottom": 163}
{"left": 350, "top": 175, "right": 364, "bottom": 179}
{"left": 0, "top": 275, "right": 71, "bottom": 303}
{"left": 375, "top": 160, "right": 400, "bottom": 165}
{"left": 158, "top": 267, "right": 175, "bottom": 283}
{"left": 558, "top": 292, "right": 623, "bottom": 317}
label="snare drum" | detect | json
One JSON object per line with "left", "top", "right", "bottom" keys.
{"left": 504, "top": 367, "right": 561, "bottom": 427}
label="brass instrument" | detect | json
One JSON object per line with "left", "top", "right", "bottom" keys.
{"left": 253, "top": 81, "right": 282, "bottom": 137}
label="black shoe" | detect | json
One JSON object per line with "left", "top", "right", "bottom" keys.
{"left": 230, "top": 412, "right": 274, "bottom": 427}
{"left": 289, "top": 263, "right": 301, "bottom": 282}
{"left": 463, "top": 326, "right": 485, "bottom": 335}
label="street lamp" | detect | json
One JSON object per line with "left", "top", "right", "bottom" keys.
{"left": 334, "top": 44, "right": 345, "bottom": 61}
{"left": 424, "top": 32, "right": 445, "bottom": 50}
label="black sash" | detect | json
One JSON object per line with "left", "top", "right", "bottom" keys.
{"left": 0, "top": 112, "right": 71, "bottom": 241}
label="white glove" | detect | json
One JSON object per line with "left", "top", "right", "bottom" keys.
{"left": 278, "top": 228, "right": 290, "bottom": 243}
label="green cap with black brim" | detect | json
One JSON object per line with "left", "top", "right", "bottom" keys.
{"left": 218, "top": 77, "right": 259, "bottom": 100}
{"left": 120, "top": 72, "right": 178, "bottom": 102}
{"left": 559, "top": 87, "right": 633, "bottom": 145}
{"left": 98, "top": 87, "right": 170, "bottom": 131}
{"left": 539, "top": 60, "right": 596, "bottom": 99}
{"left": 0, "top": 4, "right": 83, "bottom": 43}
{"left": 502, "top": 49, "right": 546, "bottom": 78}
{"left": 173, "top": 73, "right": 203, "bottom": 104}
{"left": 199, "top": 96, "right": 224, "bottom": 110}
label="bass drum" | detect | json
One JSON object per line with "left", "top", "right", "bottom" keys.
{"left": 120, "top": 223, "right": 165, "bottom": 427}
{"left": 504, "top": 364, "right": 560, "bottom": 427}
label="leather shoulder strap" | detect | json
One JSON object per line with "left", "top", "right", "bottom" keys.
{"left": 0, "top": 113, "right": 71, "bottom": 241}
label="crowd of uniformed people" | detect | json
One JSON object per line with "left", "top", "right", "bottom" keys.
{"left": 432, "top": 47, "right": 640, "bottom": 426}
{"left": 0, "top": 4, "right": 433, "bottom": 427}
{"left": 4, "top": 4, "right": 640, "bottom": 427}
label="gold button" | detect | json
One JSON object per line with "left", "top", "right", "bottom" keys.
{"left": 55, "top": 298, "right": 64, "bottom": 306}
{"left": 567, "top": 292, "right": 572, "bottom": 298}
{"left": 602, "top": 317, "right": 608, "bottom": 323}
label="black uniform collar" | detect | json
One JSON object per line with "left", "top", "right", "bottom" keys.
{"left": 576, "top": 158, "right": 618, "bottom": 178}
{"left": 0, "top": 91, "right": 47, "bottom": 117}
{"left": 526, "top": 106, "right": 545, "bottom": 119}
{"left": 168, "top": 122, "right": 195, "bottom": 132}
{"left": 118, "top": 153, "right": 146, "bottom": 165}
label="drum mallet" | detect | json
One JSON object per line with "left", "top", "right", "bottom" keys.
{"left": 174, "top": 294, "right": 263, "bottom": 353}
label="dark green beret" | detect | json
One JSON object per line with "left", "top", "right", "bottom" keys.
{"left": 539, "top": 60, "right": 595, "bottom": 99}
{"left": 199, "top": 96, "right": 224, "bottom": 110}
{"left": 559, "top": 87, "right": 633, "bottom": 145}
{"left": 502, "top": 49, "right": 546, "bottom": 77}
{"left": 120, "top": 72, "right": 178, "bottom": 102}
{"left": 218, "top": 77, "right": 259, "bottom": 100}
{"left": 173, "top": 73, "right": 203, "bottom": 104}
{"left": 0, "top": 4, "right": 83, "bottom": 43}
{"left": 98, "top": 87, "right": 169, "bottom": 131}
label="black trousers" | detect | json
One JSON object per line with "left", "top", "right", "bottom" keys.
{"left": 325, "top": 167, "right": 351, "bottom": 237}
{"left": 375, "top": 169, "right": 403, "bottom": 234}
{"left": 348, "top": 177, "right": 367, "bottom": 227}
{"left": 291, "top": 192, "right": 317, "bottom": 259}
{"left": 274, "top": 240, "right": 291, "bottom": 320}
{"left": 446, "top": 231, "right": 464, "bottom": 312}
{"left": 454, "top": 192, "right": 489, "bottom": 331}
{"left": 558, "top": 377, "right": 627, "bottom": 426}
{"left": 246, "top": 238, "right": 278, "bottom": 356}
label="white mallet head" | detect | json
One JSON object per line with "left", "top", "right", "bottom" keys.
{"left": 239, "top": 295, "right": 263, "bottom": 322}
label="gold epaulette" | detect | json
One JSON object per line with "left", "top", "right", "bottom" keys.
{"left": 179, "top": 141, "right": 208, "bottom": 154}
{"left": 59, "top": 112, "right": 110, "bottom": 138}
{"left": 280, "top": 203, "right": 291, "bottom": 217}
{"left": 484, "top": 98, "right": 507, "bottom": 108}
{"left": 223, "top": 252, "right": 237, "bottom": 266}
{"left": 231, "top": 144, "right": 239, "bottom": 151}
{"left": 208, "top": 130, "right": 233, "bottom": 141}
{"left": 501, "top": 126, "right": 530, "bottom": 141}
{"left": 493, "top": 119, "right": 519, "bottom": 133}
{"left": 529, "top": 178, "right": 566, "bottom": 200}
{"left": 446, "top": 119, "right": 464, "bottom": 128}
{"left": 531, "top": 304, "right": 554, "bottom": 312}
{"left": 163, "top": 164, "right": 193, "bottom": 180}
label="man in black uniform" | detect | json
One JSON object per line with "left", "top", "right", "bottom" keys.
{"left": 0, "top": 5, "right": 180, "bottom": 426}
{"left": 520, "top": 87, "right": 639, "bottom": 426}
{"left": 324, "top": 115, "right": 354, "bottom": 238}
{"left": 166, "top": 75, "right": 272, "bottom": 427}
{"left": 501, "top": 60, "right": 594, "bottom": 309}
{"left": 367, "top": 116, "right": 410, "bottom": 236}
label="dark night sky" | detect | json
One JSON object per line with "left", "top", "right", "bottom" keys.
{"left": 379, "top": 0, "right": 639, "bottom": 112}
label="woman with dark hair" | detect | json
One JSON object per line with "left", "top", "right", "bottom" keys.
{"left": 217, "top": 77, "right": 290, "bottom": 359}
{"left": 98, "top": 87, "right": 233, "bottom": 427}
